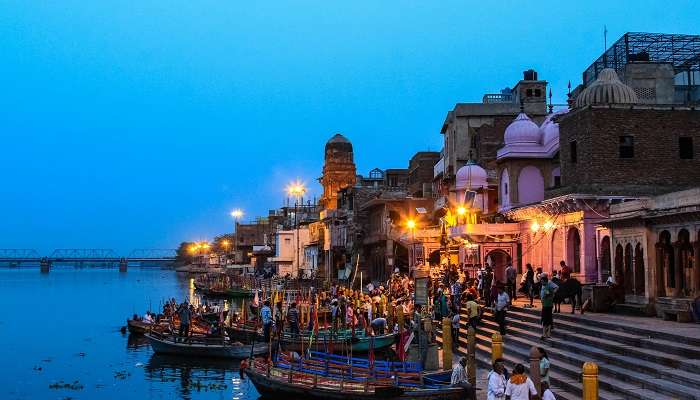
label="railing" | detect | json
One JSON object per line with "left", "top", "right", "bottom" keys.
{"left": 482, "top": 93, "right": 513, "bottom": 103}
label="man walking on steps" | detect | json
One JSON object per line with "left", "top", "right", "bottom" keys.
{"left": 539, "top": 273, "right": 558, "bottom": 339}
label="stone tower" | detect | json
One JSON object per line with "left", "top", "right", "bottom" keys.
{"left": 319, "top": 133, "right": 356, "bottom": 210}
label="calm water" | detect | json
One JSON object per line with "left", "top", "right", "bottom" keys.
{"left": 0, "top": 267, "right": 259, "bottom": 400}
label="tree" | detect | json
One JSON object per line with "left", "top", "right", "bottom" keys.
{"left": 175, "top": 241, "right": 195, "bottom": 266}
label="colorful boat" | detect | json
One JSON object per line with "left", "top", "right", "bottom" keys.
{"left": 146, "top": 332, "right": 268, "bottom": 359}
{"left": 244, "top": 359, "right": 467, "bottom": 400}
{"left": 279, "top": 330, "right": 396, "bottom": 354}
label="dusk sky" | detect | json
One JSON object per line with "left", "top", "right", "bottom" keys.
{"left": 2, "top": 1, "right": 699, "bottom": 253}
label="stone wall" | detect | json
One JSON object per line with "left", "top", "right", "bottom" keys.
{"left": 558, "top": 106, "right": 700, "bottom": 196}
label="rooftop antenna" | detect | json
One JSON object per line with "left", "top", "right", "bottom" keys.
{"left": 548, "top": 88, "right": 553, "bottom": 113}
{"left": 603, "top": 25, "right": 609, "bottom": 68}
{"left": 567, "top": 81, "right": 571, "bottom": 96}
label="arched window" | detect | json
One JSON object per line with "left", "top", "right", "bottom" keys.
{"left": 656, "top": 231, "right": 673, "bottom": 294}
{"left": 518, "top": 166, "right": 545, "bottom": 205}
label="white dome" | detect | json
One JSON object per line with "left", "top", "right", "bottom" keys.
{"left": 504, "top": 113, "right": 542, "bottom": 145}
{"left": 456, "top": 161, "right": 488, "bottom": 190}
{"left": 575, "top": 68, "right": 638, "bottom": 108}
{"left": 540, "top": 111, "right": 566, "bottom": 145}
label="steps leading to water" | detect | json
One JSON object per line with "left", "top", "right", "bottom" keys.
{"left": 436, "top": 305, "right": 700, "bottom": 400}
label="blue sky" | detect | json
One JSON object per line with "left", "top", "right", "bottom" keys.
{"left": 1, "top": 1, "right": 698, "bottom": 253}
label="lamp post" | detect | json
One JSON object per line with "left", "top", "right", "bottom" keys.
{"left": 406, "top": 219, "right": 417, "bottom": 274}
{"left": 221, "top": 240, "right": 230, "bottom": 266}
{"left": 287, "top": 182, "right": 307, "bottom": 278}
{"left": 230, "top": 209, "right": 243, "bottom": 264}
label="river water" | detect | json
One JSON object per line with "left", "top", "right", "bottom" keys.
{"left": 0, "top": 267, "right": 260, "bottom": 400}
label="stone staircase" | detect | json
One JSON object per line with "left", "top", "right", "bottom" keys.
{"left": 437, "top": 305, "right": 700, "bottom": 400}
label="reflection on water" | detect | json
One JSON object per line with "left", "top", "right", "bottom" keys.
{"left": 145, "top": 354, "right": 240, "bottom": 399}
{"left": 0, "top": 267, "right": 259, "bottom": 400}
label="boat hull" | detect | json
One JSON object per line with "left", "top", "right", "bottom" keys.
{"left": 127, "top": 319, "right": 151, "bottom": 335}
{"left": 146, "top": 334, "right": 268, "bottom": 359}
{"left": 245, "top": 368, "right": 466, "bottom": 400}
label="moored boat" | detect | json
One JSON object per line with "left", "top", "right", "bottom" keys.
{"left": 127, "top": 319, "right": 152, "bottom": 334}
{"left": 279, "top": 330, "right": 396, "bottom": 354}
{"left": 146, "top": 332, "right": 268, "bottom": 359}
{"left": 244, "top": 359, "right": 467, "bottom": 400}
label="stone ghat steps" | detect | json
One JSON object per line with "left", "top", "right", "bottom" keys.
{"left": 436, "top": 306, "right": 700, "bottom": 400}
{"left": 472, "top": 320, "right": 700, "bottom": 400}
{"left": 506, "top": 307, "right": 700, "bottom": 360}
{"left": 511, "top": 304, "right": 700, "bottom": 347}
{"left": 482, "top": 309, "right": 700, "bottom": 386}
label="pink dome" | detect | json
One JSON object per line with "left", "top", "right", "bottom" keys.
{"left": 504, "top": 113, "right": 542, "bottom": 145}
{"left": 456, "top": 161, "right": 488, "bottom": 190}
{"left": 541, "top": 118, "right": 559, "bottom": 145}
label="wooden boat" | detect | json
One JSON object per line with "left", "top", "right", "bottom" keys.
{"left": 226, "top": 287, "right": 254, "bottom": 298}
{"left": 244, "top": 359, "right": 467, "bottom": 400}
{"left": 279, "top": 330, "right": 396, "bottom": 354}
{"left": 225, "top": 323, "right": 263, "bottom": 343}
{"left": 146, "top": 332, "right": 268, "bottom": 359}
{"left": 127, "top": 319, "right": 152, "bottom": 334}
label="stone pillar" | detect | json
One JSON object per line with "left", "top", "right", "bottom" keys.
{"left": 693, "top": 242, "right": 700, "bottom": 297}
{"left": 529, "top": 346, "right": 541, "bottom": 399}
{"left": 582, "top": 221, "right": 598, "bottom": 283}
{"left": 673, "top": 243, "right": 682, "bottom": 298}
{"left": 655, "top": 243, "right": 665, "bottom": 298}
{"left": 441, "top": 317, "right": 452, "bottom": 370}
{"left": 467, "top": 327, "right": 476, "bottom": 388}
{"left": 40, "top": 258, "right": 51, "bottom": 273}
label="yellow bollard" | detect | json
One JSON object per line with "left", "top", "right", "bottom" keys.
{"left": 442, "top": 317, "right": 452, "bottom": 370}
{"left": 582, "top": 362, "right": 599, "bottom": 400}
{"left": 491, "top": 332, "right": 503, "bottom": 363}
{"left": 467, "top": 327, "right": 476, "bottom": 387}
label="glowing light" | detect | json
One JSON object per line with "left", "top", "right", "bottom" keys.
{"left": 456, "top": 206, "right": 467, "bottom": 216}
{"left": 286, "top": 181, "right": 307, "bottom": 197}
{"left": 230, "top": 209, "right": 244, "bottom": 219}
{"left": 530, "top": 221, "right": 540, "bottom": 232}
{"left": 406, "top": 219, "right": 416, "bottom": 230}
{"left": 543, "top": 220, "right": 553, "bottom": 231}
{"left": 222, "top": 240, "right": 230, "bottom": 247}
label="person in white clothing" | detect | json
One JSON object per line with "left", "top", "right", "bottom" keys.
{"left": 542, "top": 381, "right": 557, "bottom": 400}
{"left": 505, "top": 364, "right": 537, "bottom": 400}
{"left": 450, "top": 357, "right": 472, "bottom": 391}
{"left": 487, "top": 358, "right": 507, "bottom": 400}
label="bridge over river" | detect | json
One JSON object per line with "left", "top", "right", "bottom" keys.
{"left": 0, "top": 249, "right": 177, "bottom": 272}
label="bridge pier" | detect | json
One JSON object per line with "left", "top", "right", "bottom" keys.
{"left": 40, "top": 258, "right": 51, "bottom": 273}
{"left": 119, "top": 258, "right": 128, "bottom": 272}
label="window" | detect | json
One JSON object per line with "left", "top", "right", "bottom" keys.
{"left": 619, "top": 136, "right": 634, "bottom": 158}
{"left": 570, "top": 141, "right": 577, "bottom": 163}
{"left": 534, "top": 88, "right": 542, "bottom": 97}
{"left": 679, "top": 137, "right": 693, "bottom": 159}
{"left": 554, "top": 176, "right": 561, "bottom": 187}
{"left": 526, "top": 88, "right": 533, "bottom": 97}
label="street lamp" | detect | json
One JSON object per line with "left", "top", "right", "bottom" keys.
{"left": 230, "top": 209, "right": 244, "bottom": 263}
{"left": 287, "top": 181, "right": 307, "bottom": 278}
